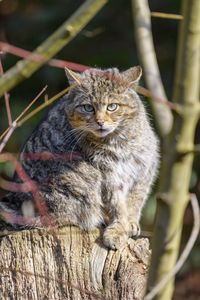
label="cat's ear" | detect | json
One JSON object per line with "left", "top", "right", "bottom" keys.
{"left": 65, "top": 68, "right": 82, "bottom": 85}
{"left": 122, "top": 66, "right": 142, "bottom": 85}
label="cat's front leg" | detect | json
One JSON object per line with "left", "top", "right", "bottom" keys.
{"left": 103, "top": 220, "right": 129, "bottom": 250}
{"left": 103, "top": 192, "right": 130, "bottom": 250}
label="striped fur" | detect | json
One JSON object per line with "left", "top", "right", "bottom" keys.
{"left": 0, "top": 67, "right": 159, "bottom": 249}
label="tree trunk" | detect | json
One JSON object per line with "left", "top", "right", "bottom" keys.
{"left": 131, "top": 0, "right": 173, "bottom": 137}
{"left": 147, "top": 0, "right": 200, "bottom": 299}
{"left": 0, "top": 226, "right": 150, "bottom": 300}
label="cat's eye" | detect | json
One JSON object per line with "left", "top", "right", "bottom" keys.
{"left": 83, "top": 104, "right": 94, "bottom": 113}
{"left": 107, "top": 103, "right": 119, "bottom": 112}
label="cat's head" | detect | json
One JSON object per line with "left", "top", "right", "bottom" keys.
{"left": 65, "top": 66, "right": 142, "bottom": 138}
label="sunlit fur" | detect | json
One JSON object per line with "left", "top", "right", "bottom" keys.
{"left": 65, "top": 68, "right": 140, "bottom": 139}
{"left": 0, "top": 67, "right": 159, "bottom": 250}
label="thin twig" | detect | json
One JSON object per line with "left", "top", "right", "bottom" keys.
{"left": 144, "top": 194, "right": 200, "bottom": 300}
{"left": 135, "top": 85, "right": 180, "bottom": 112}
{"left": 3, "top": 93, "right": 12, "bottom": 126}
{"left": 0, "top": 85, "right": 70, "bottom": 143}
{"left": 17, "top": 86, "right": 71, "bottom": 127}
{"left": 0, "top": 121, "right": 16, "bottom": 153}
{"left": 15, "top": 85, "right": 48, "bottom": 123}
{"left": 0, "top": 54, "right": 12, "bottom": 126}
{"left": 151, "top": 12, "right": 183, "bottom": 20}
{"left": 82, "top": 27, "right": 104, "bottom": 37}
{"left": 0, "top": 85, "right": 48, "bottom": 143}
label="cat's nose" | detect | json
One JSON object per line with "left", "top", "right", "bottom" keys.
{"left": 96, "top": 119, "right": 105, "bottom": 127}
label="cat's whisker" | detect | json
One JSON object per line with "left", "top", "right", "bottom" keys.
{"left": 62, "top": 128, "right": 81, "bottom": 141}
{"left": 62, "top": 125, "right": 92, "bottom": 153}
{"left": 64, "top": 131, "right": 84, "bottom": 150}
{"left": 69, "top": 131, "right": 86, "bottom": 161}
{"left": 62, "top": 127, "right": 87, "bottom": 146}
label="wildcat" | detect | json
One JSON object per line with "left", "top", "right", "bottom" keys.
{"left": 0, "top": 66, "right": 159, "bottom": 249}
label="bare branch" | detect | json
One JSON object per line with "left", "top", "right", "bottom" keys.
{"left": 0, "top": 41, "right": 89, "bottom": 72}
{"left": 135, "top": 85, "right": 181, "bottom": 112}
{"left": 151, "top": 12, "right": 183, "bottom": 20}
{"left": 0, "top": 153, "right": 52, "bottom": 226}
{"left": 132, "top": 0, "right": 173, "bottom": 137}
{"left": 0, "top": 0, "right": 108, "bottom": 97}
{"left": 16, "top": 86, "right": 71, "bottom": 127}
{"left": 0, "top": 85, "right": 69, "bottom": 144}
{"left": 0, "top": 86, "right": 47, "bottom": 150}
{"left": 0, "top": 121, "right": 16, "bottom": 153}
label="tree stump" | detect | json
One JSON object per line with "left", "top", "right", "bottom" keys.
{"left": 0, "top": 226, "right": 150, "bottom": 300}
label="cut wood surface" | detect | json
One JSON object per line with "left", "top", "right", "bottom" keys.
{"left": 0, "top": 226, "right": 150, "bottom": 300}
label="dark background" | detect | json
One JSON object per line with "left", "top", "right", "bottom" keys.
{"left": 0, "top": 1, "right": 199, "bottom": 298}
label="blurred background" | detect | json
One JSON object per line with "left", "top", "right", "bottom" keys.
{"left": 0, "top": 1, "right": 199, "bottom": 298}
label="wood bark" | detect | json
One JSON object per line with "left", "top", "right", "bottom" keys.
{"left": 0, "top": 226, "right": 150, "bottom": 300}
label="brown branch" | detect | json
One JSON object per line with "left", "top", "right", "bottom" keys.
{"left": 0, "top": 153, "right": 53, "bottom": 227}
{"left": 0, "top": 41, "right": 89, "bottom": 72}
{"left": 0, "top": 0, "right": 108, "bottom": 97}
{"left": 135, "top": 85, "right": 180, "bottom": 112}
{"left": 0, "top": 176, "right": 33, "bottom": 193}
{"left": 0, "top": 151, "right": 81, "bottom": 225}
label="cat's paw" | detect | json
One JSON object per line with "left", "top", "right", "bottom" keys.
{"left": 128, "top": 221, "right": 141, "bottom": 237}
{"left": 103, "top": 222, "right": 128, "bottom": 250}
